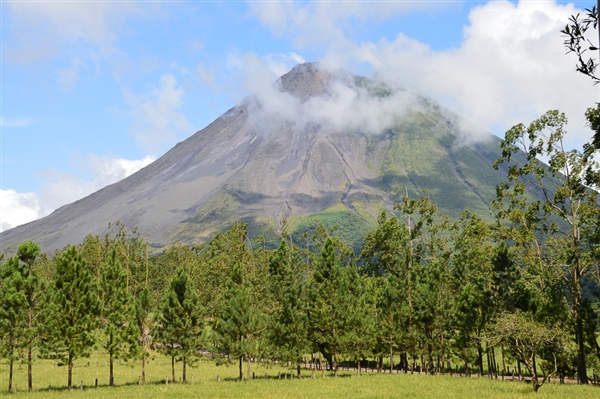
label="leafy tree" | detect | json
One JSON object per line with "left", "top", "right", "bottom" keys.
{"left": 41, "top": 245, "right": 100, "bottom": 389}
{"left": 493, "top": 110, "right": 600, "bottom": 383}
{"left": 0, "top": 257, "right": 26, "bottom": 392}
{"left": 154, "top": 267, "right": 203, "bottom": 383}
{"left": 488, "top": 311, "right": 568, "bottom": 392}
{"left": 99, "top": 249, "right": 138, "bottom": 386}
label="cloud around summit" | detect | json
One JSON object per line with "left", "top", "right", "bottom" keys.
{"left": 247, "top": 0, "right": 598, "bottom": 146}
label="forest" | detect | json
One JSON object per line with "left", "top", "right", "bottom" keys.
{"left": 2, "top": 107, "right": 600, "bottom": 394}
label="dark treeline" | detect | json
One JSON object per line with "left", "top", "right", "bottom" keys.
{"left": 3, "top": 109, "right": 600, "bottom": 394}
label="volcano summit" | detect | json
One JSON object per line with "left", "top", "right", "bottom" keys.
{"left": 1, "top": 63, "right": 512, "bottom": 253}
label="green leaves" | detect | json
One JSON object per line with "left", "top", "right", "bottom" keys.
{"left": 41, "top": 245, "right": 99, "bottom": 389}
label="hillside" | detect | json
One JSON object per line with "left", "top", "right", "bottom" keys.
{"left": 1, "top": 63, "right": 516, "bottom": 253}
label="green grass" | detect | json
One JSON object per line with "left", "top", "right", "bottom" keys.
{"left": 1, "top": 353, "right": 598, "bottom": 398}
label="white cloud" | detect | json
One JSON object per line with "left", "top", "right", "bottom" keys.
{"left": 264, "top": 52, "right": 306, "bottom": 77}
{"left": 0, "top": 155, "right": 155, "bottom": 232}
{"left": 357, "top": 1, "right": 599, "bottom": 145}
{"left": 5, "top": 1, "right": 158, "bottom": 89}
{"left": 0, "top": 190, "right": 41, "bottom": 232}
{"left": 124, "top": 74, "right": 193, "bottom": 154}
{"left": 6, "top": 1, "right": 141, "bottom": 62}
{"left": 250, "top": 0, "right": 599, "bottom": 147}
{"left": 249, "top": 0, "right": 436, "bottom": 48}
{"left": 236, "top": 54, "right": 419, "bottom": 137}
{"left": 0, "top": 117, "right": 33, "bottom": 127}
{"left": 197, "top": 64, "right": 217, "bottom": 88}
{"left": 57, "top": 57, "right": 84, "bottom": 92}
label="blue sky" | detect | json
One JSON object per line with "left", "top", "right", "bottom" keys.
{"left": 1, "top": 0, "right": 598, "bottom": 231}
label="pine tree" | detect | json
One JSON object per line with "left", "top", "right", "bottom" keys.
{"left": 360, "top": 212, "right": 413, "bottom": 373}
{"left": 17, "top": 241, "right": 43, "bottom": 392}
{"left": 135, "top": 287, "right": 152, "bottom": 385}
{"left": 154, "top": 267, "right": 203, "bottom": 383}
{"left": 99, "top": 250, "right": 137, "bottom": 386}
{"left": 308, "top": 237, "right": 352, "bottom": 376}
{"left": 41, "top": 245, "right": 99, "bottom": 389}
{"left": 268, "top": 240, "right": 310, "bottom": 377}
{"left": 215, "top": 261, "right": 266, "bottom": 381}
{"left": 345, "top": 265, "right": 377, "bottom": 376}
{"left": 0, "top": 257, "right": 26, "bottom": 392}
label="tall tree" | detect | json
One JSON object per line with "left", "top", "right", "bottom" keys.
{"left": 215, "top": 261, "right": 266, "bottom": 381}
{"left": 154, "top": 267, "right": 203, "bottom": 383}
{"left": 17, "top": 241, "right": 43, "bottom": 392}
{"left": 0, "top": 257, "right": 26, "bottom": 392}
{"left": 396, "top": 195, "right": 454, "bottom": 374}
{"left": 345, "top": 265, "right": 377, "bottom": 375}
{"left": 361, "top": 212, "right": 412, "bottom": 372}
{"left": 493, "top": 110, "right": 600, "bottom": 383}
{"left": 41, "top": 245, "right": 100, "bottom": 390}
{"left": 451, "top": 212, "right": 494, "bottom": 376}
{"left": 268, "top": 240, "right": 310, "bottom": 378}
{"left": 308, "top": 237, "right": 352, "bottom": 376}
{"left": 135, "top": 287, "right": 152, "bottom": 385}
{"left": 99, "top": 250, "right": 138, "bottom": 386}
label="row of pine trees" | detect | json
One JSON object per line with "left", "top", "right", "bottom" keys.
{"left": 1, "top": 111, "right": 600, "bottom": 393}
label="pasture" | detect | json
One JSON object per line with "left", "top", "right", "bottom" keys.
{"left": 0, "top": 353, "right": 598, "bottom": 398}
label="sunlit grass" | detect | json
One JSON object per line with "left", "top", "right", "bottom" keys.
{"left": 0, "top": 352, "right": 597, "bottom": 398}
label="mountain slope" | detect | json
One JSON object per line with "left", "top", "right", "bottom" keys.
{"left": 1, "top": 63, "right": 514, "bottom": 253}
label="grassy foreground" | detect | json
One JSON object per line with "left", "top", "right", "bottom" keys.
{"left": 0, "top": 353, "right": 598, "bottom": 398}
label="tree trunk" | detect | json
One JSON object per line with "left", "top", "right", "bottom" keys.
{"left": 491, "top": 347, "right": 497, "bottom": 378}
{"left": 68, "top": 353, "right": 73, "bottom": 390}
{"left": 333, "top": 354, "right": 338, "bottom": 377}
{"left": 297, "top": 363, "right": 301, "bottom": 378}
{"left": 8, "top": 359, "right": 13, "bottom": 392}
{"left": 171, "top": 355, "right": 175, "bottom": 383}
{"left": 427, "top": 341, "right": 434, "bottom": 374}
{"left": 440, "top": 330, "right": 446, "bottom": 375}
{"left": 110, "top": 351, "right": 114, "bottom": 386}
{"left": 142, "top": 356, "right": 146, "bottom": 385}
{"left": 239, "top": 356, "right": 243, "bottom": 381}
{"left": 486, "top": 347, "right": 491, "bottom": 378}
{"left": 28, "top": 344, "right": 33, "bottom": 391}
{"left": 501, "top": 346, "right": 506, "bottom": 375}
{"left": 389, "top": 342, "right": 394, "bottom": 373}
{"left": 183, "top": 356, "right": 187, "bottom": 383}
{"left": 477, "top": 342, "right": 484, "bottom": 377}
{"left": 247, "top": 355, "right": 251, "bottom": 381}
{"left": 575, "top": 302, "right": 588, "bottom": 383}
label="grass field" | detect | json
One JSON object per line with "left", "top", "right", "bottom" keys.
{"left": 1, "top": 353, "right": 598, "bottom": 398}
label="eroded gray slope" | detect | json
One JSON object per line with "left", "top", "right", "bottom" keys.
{"left": 1, "top": 63, "right": 513, "bottom": 254}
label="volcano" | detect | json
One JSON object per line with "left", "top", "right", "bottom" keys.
{"left": 1, "top": 63, "right": 514, "bottom": 253}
